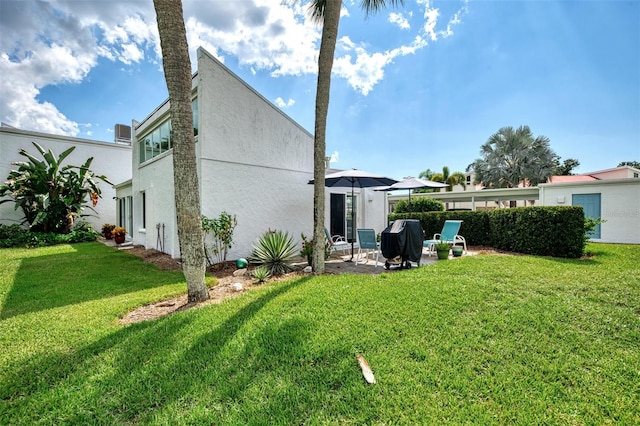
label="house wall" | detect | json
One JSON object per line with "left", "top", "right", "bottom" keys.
{"left": 0, "top": 127, "right": 131, "bottom": 231}
{"left": 540, "top": 179, "right": 640, "bottom": 244}
{"left": 125, "top": 47, "right": 395, "bottom": 260}
{"left": 196, "top": 48, "right": 314, "bottom": 260}
{"left": 589, "top": 166, "right": 640, "bottom": 180}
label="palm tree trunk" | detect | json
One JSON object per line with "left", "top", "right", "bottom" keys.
{"left": 153, "top": 0, "right": 208, "bottom": 302}
{"left": 312, "top": 0, "right": 342, "bottom": 275}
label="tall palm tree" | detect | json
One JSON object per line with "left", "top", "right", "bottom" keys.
{"left": 153, "top": 0, "right": 208, "bottom": 302}
{"left": 309, "top": 0, "right": 403, "bottom": 274}
{"left": 468, "top": 125, "right": 557, "bottom": 188}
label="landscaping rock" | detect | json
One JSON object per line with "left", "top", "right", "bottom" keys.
{"left": 231, "top": 282, "right": 244, "bottom": 292}
{"left": 303, "top": 266, "right": 313, "bottom": 273}
{"left": 233, "top": 268, "right": 247, "bottom": 277}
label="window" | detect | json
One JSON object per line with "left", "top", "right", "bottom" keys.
{"left": 118, "top": 198, "right": 126, "bottom": 228}
{"left": 138, "top": 99, "right": 198, "bottom": 163}
{"left": 141, "top": 192, "right": 146, "bottom": 229}
{"left": 192, "top": 98, "right": 199, "bottom": 136}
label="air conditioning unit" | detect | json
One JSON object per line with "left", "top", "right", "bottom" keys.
{"left": 114, "top": 124, "right": 131, "bottom": 144}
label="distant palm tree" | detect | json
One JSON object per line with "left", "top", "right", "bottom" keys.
{"left": 417, "top": 166, "right": 466, "bottom": 192}
{"left": 309, "top": 0, "right": 403, "bottom": 274}
{"left": 153, "top": 0, "right": 208, "bottom": 302}
{"left": 468, "top": 125, "right": 558, "bottom": 188}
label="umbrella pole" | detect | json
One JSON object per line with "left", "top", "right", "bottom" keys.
{"left": 348, "top": 182, "right": 355, "bottom": 262}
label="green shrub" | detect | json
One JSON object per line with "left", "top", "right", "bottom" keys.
{"left": 250, "top": 230, "right": 297, "bottom": 276}
{"left": 389, "top": 210, "right": 490, "bottom": 245}
{"left": 394, "top": 197, "right": 444, "bottom": 213}
{"left": 202, "top": 212, "right": 238, "bottom": 267}
{"left": 488, "top": 206, "right": 585, "bottom": 258}
{"left": 0, "top": 142, "right": 110, "bottom": 233}
{"left": 0, "top": 222, "right": 99, "bottom": 248}
{"left": 390, "top": 206, "right": 587, "bottom": 258}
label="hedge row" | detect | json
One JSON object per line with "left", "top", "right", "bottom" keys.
{"left": 389, "top": 206, "right": 586, "bottom": 258}
{"left": 0, "top": 224, "right": 99, "bottom": 248}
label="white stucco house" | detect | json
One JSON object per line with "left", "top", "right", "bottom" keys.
{"left": 0, "top": 125, "right": 132, "bottom": 231}
{"left": 115, "top": 47, "right": 388, "bottom": 260}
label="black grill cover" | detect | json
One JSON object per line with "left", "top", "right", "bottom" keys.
{"left": 380, "top": 219, "right": 424, "bottom": 262}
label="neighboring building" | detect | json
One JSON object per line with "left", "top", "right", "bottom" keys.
{"left": 389, "top": 166, "right": 640, "bottom": 244}
{"left": 539, "top": 176, "right": 640, "bottom": 244}
{"left": 0, "top": 125, "right": 132, "bottom": 231}
{"left": 115, "top": 47, "right": 390, "bottom": 260}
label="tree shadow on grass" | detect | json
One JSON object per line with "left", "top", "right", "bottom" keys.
{"left": 0, "top": 242, "right": 185, "bottom": 320}
{"left": 1, "top": 276, "right": 355, "bottom": 424}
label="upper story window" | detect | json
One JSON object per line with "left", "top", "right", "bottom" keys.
{"left": 138, "top": 98, "right": 199, "bottom": 164}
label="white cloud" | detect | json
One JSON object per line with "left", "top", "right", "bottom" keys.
{"left": 0, "top": 0, "right": 470, "bottom": 135}
{"left": 274, "top": 97, "right": 295, "bottom": 108}
{"left": 329, "top": 151, "right": 339, "bottom": 164}
{"left": 389, "top": 12, "right": 411, "bottom": 30}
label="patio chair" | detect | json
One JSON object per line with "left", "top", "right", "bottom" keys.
{"left": 423, "top": 220, "right": 467, "bottom": 256}
{"left": 355, "top": 228, "right": 379, "bottom": 267}
{"left": 325, "top": 228, "right": 350, "bottom": 255}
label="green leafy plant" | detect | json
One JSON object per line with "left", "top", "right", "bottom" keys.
{"left": 300, "top": 233, "right": 331, "bottom": 264}
{"left": 434, "top": 241, "right": 451, "bottom": 251}
{"left": 202, "top": 212, "right": 238, "bottom": 267}
{"left": 394, "top": 197, "right": 444, "bottom": 213}
{"left": 250, "top": 230, "right": 297, "bottom": 276}
{"left": 584, "top": 216, "right": 606, "bottom": 244}
{"left": 0, "top": 223, "right": 99, "bottom": 248}
{"left": 252, "top": 266, "right": 270, "bottom": 284}
{"left": 0, "top": 142, "right": 111, "bottom": 233}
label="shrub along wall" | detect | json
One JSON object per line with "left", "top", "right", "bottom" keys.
{"left": 389, "top": 210, "right": 490, "bottom": 246}
{"left": 389, "top": 206, "right": 585, "bottom": 258}
{"left": 488, "top": 206, "right": 585, "bottom": 258}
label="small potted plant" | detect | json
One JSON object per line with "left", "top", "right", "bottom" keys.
{"left": 101, "top": 223, "right": 115, "bottom": 240}
{"left": 112, "top": 226, "right": 127, "bottom": 244}
{"left": 452, "top": 246, "right": 464, "bottom": 257}
{"left": 434, "top": 241, "right": 451, "bottom": 260}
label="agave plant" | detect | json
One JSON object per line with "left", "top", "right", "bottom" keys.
{"left": 250, "top": 230, "right": 297, "bottom": 276}
{"left": 252, "top": 266, "right": 270, "bottom": 284}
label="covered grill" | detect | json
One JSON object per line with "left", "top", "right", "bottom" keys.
{"left": 380, "top": 219, "right": 424, "bottom": 269}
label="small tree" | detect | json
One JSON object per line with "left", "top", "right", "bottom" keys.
{"left": 0, "top": 142, "right": 110, "bottom": 233}
{"left": 618, "top": 161, "right": 640, "bottom": 169}
{"left": 201, "top": 212, "right": 238, "bottom": 267}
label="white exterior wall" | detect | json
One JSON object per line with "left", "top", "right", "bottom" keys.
{"left": 197, "top": 49, "right": 313, "bottom": 260}
{"left": 0, "top": 127, "right": 131, "bottom": 231}
{"left": 540, "top": 179, "right": 640, "bottom": 244}
{"left": 123, "top": 47, "right": 390, "bottom": 260}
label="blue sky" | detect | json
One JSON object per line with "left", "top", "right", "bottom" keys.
{"left": 1, "top": 0, "right": 638, "bottom": 181}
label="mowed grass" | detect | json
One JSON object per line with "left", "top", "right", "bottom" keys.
{"left": 1, "top": 242, "right": 638, "bottom": 425}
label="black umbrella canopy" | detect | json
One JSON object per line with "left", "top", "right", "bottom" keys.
{"left": 309, "top": 168, "right": 398, "bottom": 188}
{"left": 309, "top": 169, "right": 397, "bottom": 261}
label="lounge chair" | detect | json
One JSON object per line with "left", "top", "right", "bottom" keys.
{"left": 423, "top": 220, "right": 467, "bottom": 256}
{"left": 325, "top": 228, "right": 350, "bottom": 255}
{"left": 355, "top": 228, "right": 379, "bottom": 267}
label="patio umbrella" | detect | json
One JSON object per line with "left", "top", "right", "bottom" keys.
{"left": 309, "top": 169, "right": 397, "bottom": 261}
{"left": 376, "top": 177, "right": 448, "bottom": 211}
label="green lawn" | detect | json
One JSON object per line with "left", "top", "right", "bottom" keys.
{"left": 1, "top": 242, "right": 638, "bottom": 425}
